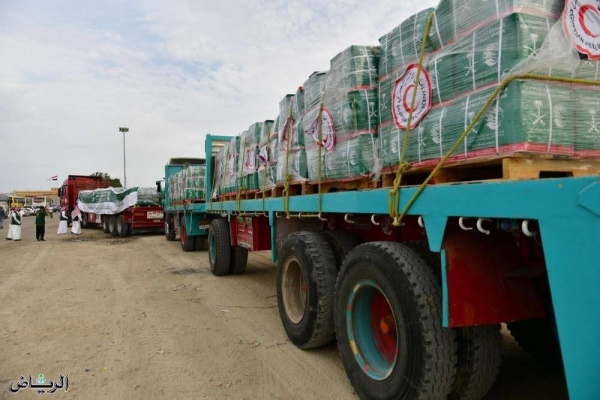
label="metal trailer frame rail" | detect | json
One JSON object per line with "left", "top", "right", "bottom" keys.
{"left": 195, "top": 134, "right": 600, "bottom": 399}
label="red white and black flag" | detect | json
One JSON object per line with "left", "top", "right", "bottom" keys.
{"left": 47, "top": 175, "right": 58, "bottom": 181}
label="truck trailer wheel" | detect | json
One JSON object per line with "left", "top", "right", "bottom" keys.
{"left": 180, "top": 217, "right": 195, "bottom": 252}
{"left": 108, "top": 215, "right": 118, "bottom": 237}
{"left": 208, "top": 219, "right": 231, "bottom": 276}
{"left": 449, "top": 325, "right": 502, "bottom": 400}
{"left": 276, "top": 232, "right": 337, "bottom": 349}
{"left": 229, "top": 246, "right": 248, "bottom": 275}
{"left": 334, "top": 242, "right": 457, "bottom": 400}
{"left": 319, "top": 230, "right": 362, "bottom": 269}
{"left": 507, "top": 318, "right": 562, "bottom": 366}
{"left": 116, "top": 215, "right": 130, "bottom": 238}
{"left": 165, "top": 214, "right": 176, "bottom": 241}
{"left": 102, "top": 216, "right": 110, "bottom": 234}
{"left": 194, "top": 235, "right": 207, "bottom": 251}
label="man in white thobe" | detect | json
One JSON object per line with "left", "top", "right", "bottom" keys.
{"left": 71, "top": 206, "right": 82, "bottom": 235}
{"left": 6, "top": 208, "right": 22, "bottom": 241}
{"left": 57, "top": 207, "right": 68, "bottom": 234}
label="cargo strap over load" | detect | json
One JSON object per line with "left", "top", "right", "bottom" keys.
{"left": 77, "top": 187, "right": 160, "bottom": 215}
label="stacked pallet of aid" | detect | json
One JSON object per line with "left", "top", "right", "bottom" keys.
{"left": 168, "top": 165, "right": 206, "bottom": 203}
{"left": 377, "top": 0, "right": 600, "bottom": 173}
{"left": 275, "top": 92, "right": 308, "bottom": 185}
{"left": 237, "top": 122, "right": 263, "bottom": 193}
{"left": 304, "top": 46, "right": 382, "bottom": 186}
{"left": 257, "top": 120, "right": 276, "bottom": 191}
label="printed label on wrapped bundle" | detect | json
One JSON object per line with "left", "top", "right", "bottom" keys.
{"left": 280, "top": 117, "right": 294, "bottom": 151}
{"left": 305, "top": 108, "right": 336, "bottom": 151}
{"left": 392, "top": 64, "right": 433, "bottom": 129}
{"left": 227, "top": 154, "right": 236, "bottom": 177}
{"left": 257, "top": 145, "right": 269, "bottom": 166}
{"left": 244, "top": 148, "right": 256, "bottom": 173}
{"left": 563, "top": 0, "right": 600, "bottom": 60}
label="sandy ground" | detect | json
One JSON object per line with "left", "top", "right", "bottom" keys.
{"left": 0, "top": 216, "right": 568, "bottom": 399}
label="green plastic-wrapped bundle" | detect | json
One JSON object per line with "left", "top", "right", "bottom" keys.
{"left": 276, "top": 93, "right": 307, "bottom": 184}
{"left": 258, "top": 120, "right": 277, "bottom": 191}
{"left": 185, "top": 165, "right": 206, "bottom": 201}
{"left": 327, "top": 46, "right": 380, "bottom": 89}
{"left": 307, "top": 135, "right": 380, "bottom": 182}
{"left": 439, "top": 13, "right": 556, "bottom": 103}
{"left": 304, "top": 45, "right": 382, "bottom": 184}
{"left": 212, "top": 145, "right": 227, "bottom": 197}
{"left": 575, "top": 86, "right": 600, "bottom": 158}
{"left": 432, "top": 0, "right": 563, "bottom": 49}
{"left": 223, "top": 137, "right": 240, "bottom": 194}
{"left": 136, "top": 188, "right": 161, "bottom": 206}
{"left": 238, "top": 122, "right": 263, "bottom": 192}
{"left": 381, "top": 80, "right": 574, "bottom": 169}
{"left": 276, "top": 148, "right": 308, "bottom": 185}
{"left": 304, "top": 71, "right": 327, "bottom": 112}
{"left": 378, "top": 8, "right": 437, "bottom": 80}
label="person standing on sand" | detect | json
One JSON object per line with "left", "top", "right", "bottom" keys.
{"left": 71, "top": 206, "right": 82, "bottom": 235}
{"left": 0, "top": 206, "right": 5, "bottom": 229}
{"left": 57, "top": 206, "right": 68, "bottom": 234}
{"left": 35, "top": 206, "right": 51, "bottom": 241}
{"left": 6, "top": 207, "right": 22, "bottom": 241}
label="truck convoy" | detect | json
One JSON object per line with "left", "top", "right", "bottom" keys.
{"left": 164, "top": 2, "right": 600, "bottom": 399}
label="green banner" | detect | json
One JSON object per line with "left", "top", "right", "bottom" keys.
{"left": 77, "top": 187, "right": 139, "bottom": 214}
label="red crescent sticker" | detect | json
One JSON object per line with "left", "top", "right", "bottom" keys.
{"left": 392, "top": 64, "right": 432, "bottom": 130}
{"left": 564, "top": 0, "right": 600, "bottom": 60}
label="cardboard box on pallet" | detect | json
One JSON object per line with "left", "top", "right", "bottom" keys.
{"left": 327, "top": 46, "right": 380, "bottom": 90}
{"left": 184, "top": 166, "right": 206, "bottom": 201}
{"left": 381, "top": 80, "right": 574, "bottom": 169}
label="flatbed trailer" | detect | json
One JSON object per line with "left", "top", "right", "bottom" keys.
{"left": 165, "top": 134, "right": 600, "bottom": 400}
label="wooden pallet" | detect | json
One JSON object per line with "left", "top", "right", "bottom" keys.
{"left": 307, "top": 178, "right": 381, "bottom": 193}
{"left": 382, "top": 155, "right": 600, "bottom": 187}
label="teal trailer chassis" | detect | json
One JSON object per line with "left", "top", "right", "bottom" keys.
{"left": 165, "top": 134, "right": 600, "bottom": 399}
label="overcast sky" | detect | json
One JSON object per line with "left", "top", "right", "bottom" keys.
{"left": 0, "top": 0, "right": 437, "bottom": 193}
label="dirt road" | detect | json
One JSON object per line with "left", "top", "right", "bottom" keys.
{"left": 0, "top": 216, "right": 567, "bottom": 399}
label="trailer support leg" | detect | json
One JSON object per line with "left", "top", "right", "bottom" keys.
{"left": 539, "top": 217, "right": 600, "bottom": 400}
{"left": 269, "top": 211, "right": 277, "bottom": 263}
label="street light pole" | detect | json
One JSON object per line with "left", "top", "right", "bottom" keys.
{"left": 119, "top": 127, "right": 129, "bottom": 188}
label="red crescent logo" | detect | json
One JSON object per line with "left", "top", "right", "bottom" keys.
{"left": 402, "top": 84, "right": 416, "bottom": 113}
{"left": 579, "top": 4, "right": 600, "bottom": 39}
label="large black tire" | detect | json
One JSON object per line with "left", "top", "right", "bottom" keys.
{"left": 208, "top": 219, "right": 231, "bottom": 276}
{"left": 319, "top": 230, "right": 362, "bottom": 269}
{"left": 405, "top": 240, "right": 442, "bottom": 275}
{"left": 108, "top": 215, "right": 117, "bottom": 237}
{"left": 229, "top": 246, "right": 249, "bottom": 275}
{"left": 81, "top": 213, "right": 88, "bottom": 229}
{"left": 334, "top": 242, "right": 457, "bottom": 400}
{"left": 194, "top": 235, "right": 207, "bottom": 251}
{"left": 449, "top": 325, "right": 502, "bottom": 400}
{"left": 507, "top": 318, "right": 562, "bottom": 366}
{"left": 180, "top": 217, "right": 194, "bottom": 252}
{"left": 165, "top": 214, "right": 176, "bottom": 241}
{"left": 116, "top": 214, "right": 130, "bottom": 238}
{"left": 276, "top": 232, "right": 337, "bottom": 349}
{"left": 102, "top": 216, "right": 110, "bottom": 233}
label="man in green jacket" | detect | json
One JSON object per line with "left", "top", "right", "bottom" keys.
{"left": 35, "top": 206, "right": 51, "bottom": 241}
